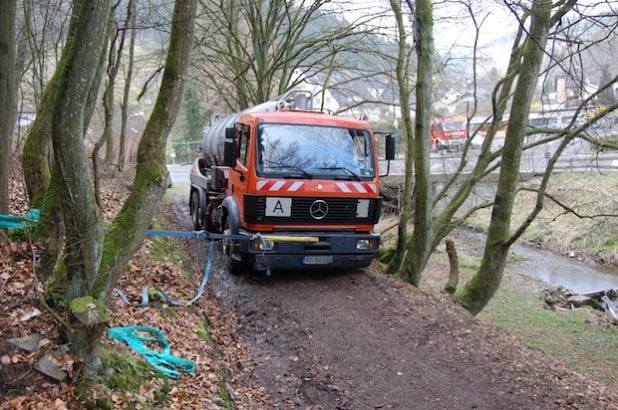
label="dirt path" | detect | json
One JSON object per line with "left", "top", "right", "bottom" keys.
{"left": 169, "top": 192, "right": 618, "bottom": 410}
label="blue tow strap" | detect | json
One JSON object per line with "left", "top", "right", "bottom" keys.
{"left": 114, "top": 239, "right": 215, "bottom": 307}
{"left": 0, "top": 210, "right": 238, "bottom": 306}
{"left": 107, "top": 325, "right": 195, "bottom": 378}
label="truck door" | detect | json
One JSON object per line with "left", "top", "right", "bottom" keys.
{"left": 230, "top": 124, "right": 251, "bottom": 224}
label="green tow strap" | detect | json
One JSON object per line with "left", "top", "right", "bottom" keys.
{"left": 107, "top": 326, "right": 195, "bottom": 379}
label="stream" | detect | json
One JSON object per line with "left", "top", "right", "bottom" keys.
{"left": 453, "top": 227, "right": 618, "bottom": 294}
{"left": 508, "top": 243, "right": 618, "bottom": 294}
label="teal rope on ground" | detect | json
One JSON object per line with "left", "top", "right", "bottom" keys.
{"left": 107, "top": 326, "right": 195, "bottom": 379}
{"left": 0, "top": 209, "right": 40, "bottom": 230}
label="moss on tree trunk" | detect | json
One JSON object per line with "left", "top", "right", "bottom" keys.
{"left": 386, "top": 0, "right": 414, "bottom": 275}
{"left": 456, "top": 0, "right": 553, "bottom": 315}
{"left": 403, "top": 0, "right": 434, "bottom": 286}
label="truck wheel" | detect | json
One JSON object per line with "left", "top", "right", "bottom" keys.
{"left": 222, "top": 217, "right": 245, "bottom": 275}
{"left": 190, "top": 191, "right": 203, "bottom": 231}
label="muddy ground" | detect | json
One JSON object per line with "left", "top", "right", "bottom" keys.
{"left": 169, "top": 193, "right": 618, "bottom": 410}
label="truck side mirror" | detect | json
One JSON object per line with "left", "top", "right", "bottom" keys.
{"left": 223, "top": 127, "right": 238, "bottom": 166}
{"left": 385, "top": 133, "right": 396, "bottom": 161}
{"left": 224, "top": 140, "right": 236, "bottom": 167}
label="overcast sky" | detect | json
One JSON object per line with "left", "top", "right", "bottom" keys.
{"left": 332, "top": 0, "right": 517, "bottom": 71}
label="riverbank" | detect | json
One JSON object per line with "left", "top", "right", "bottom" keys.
{"left": 377, "top": 171, "right": 618, "bottom": 391}
{"left": 465, "top": 172, "right": 618, "bottom": 268}
{"left": 390, "top": 226, "right": 618, "bottom": 392}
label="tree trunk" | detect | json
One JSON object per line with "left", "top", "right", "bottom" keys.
{"left": 40, "top": 0, "right": 196, "bottom": 373}
{"left": 386, "top": 0, "right": 414, "bottom": 275}
{"left": 444, "top": 239, "right": 459, "bottom": 294}
{"left": 0, "top": 0, "right": 17, "bottom": 218}
{"left": 24, "top": 1, "right": 107, "bottom": 281}
{"left": 118, "top": 0, "right": 137, "bottom": 171}
{"left": 456, "top": 0, "right": 553, "bottom": 315}
{"left": 402, "top": 0, "right": 433, "bottom": 286}
{"left": 95, "top": 0, "right": 197, "bottom": 302}
{"left": 48, "top": 0, "right": 113, "bottom": 365}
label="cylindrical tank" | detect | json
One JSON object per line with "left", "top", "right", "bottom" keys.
{"left": 200, "top": 90, "right": 313, "bottom": 167}
{"left": 200, "top": 112, "right": 241, "bottom": 167}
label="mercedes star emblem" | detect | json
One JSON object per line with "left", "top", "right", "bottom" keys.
{"left": 309, "top": 200, "right": 328, "bottom": 220}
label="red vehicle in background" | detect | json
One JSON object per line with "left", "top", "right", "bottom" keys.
{"left": 430, "top": 116, "right": 467, "bottom": 151}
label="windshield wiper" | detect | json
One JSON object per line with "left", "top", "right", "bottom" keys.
{"left": 263, "top": 160, "right": 314, "bottom": 179}
{"left": 317, "top": 167, "right": 362, "bottom": 181}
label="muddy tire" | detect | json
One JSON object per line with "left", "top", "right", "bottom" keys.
{"left": 190, "top": 191, "right": 203, "bottom": 231}
{"left": 222, "top": 217, "right": 245, "bottom": 275}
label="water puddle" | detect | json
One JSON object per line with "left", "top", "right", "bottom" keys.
{"left": 509, "top": 244, "right": 618, "bottom": 294}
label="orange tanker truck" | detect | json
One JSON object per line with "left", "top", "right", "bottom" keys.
{"left": 189, "top": 90, "right": 394, "bottom": 274}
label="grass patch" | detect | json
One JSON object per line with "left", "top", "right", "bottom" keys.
{"left": 148, "top": 218, "right": 187, "bottom": 267}
{"left": 478, "top": 273, "right": 618, "bottom": 387}
{"left": 466, "top": 172, "right": 618, "bottom": 265}
{"left": 196, "top": 320, "right": 215, "bottom": 348}
{"left": 82, "top": 346, "right": 172, "bottom": 409}
{"left": 458, "top": 255, "right": 481, "bottom": 271}
{"left": 216, "top": 386, "right": 235, "bottom": 409}
{"left": 98, "top": 346, "right": 169, "bottom": 392}
{"left": 420, "top": 249, "right": 618, "bottom": 389}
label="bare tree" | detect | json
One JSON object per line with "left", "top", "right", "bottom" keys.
{"left": 192, "top": 0, "right": 384, "bottom": 111}
{"left": 0, "top": 0, "right": 17, "bottom": 218}
{"left": 432, "top": 0, "right": 618, "bottom": 314}
{"left": 385, "top": 0, "right": 415, "bottom": 275}
{"left": 18, "top": 0, "right": 197, "bottom": 373}
{"left": 15, "top": 0, "right": 71, "bottom": 151}
{"left": 384, "top": 0, "right": 618, "bottom": 313}
{"left": 118, "top": 0, "right": 137, "bottom": 171}
{"left": 455, "top": 0, "right": 555, "bottom": 314}
{"left": 17, "top": 0, "right": 71, "bottom": 108}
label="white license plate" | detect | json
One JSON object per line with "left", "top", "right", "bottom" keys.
{"left": 302, "top": 256, "right": 333, "bottom": 265}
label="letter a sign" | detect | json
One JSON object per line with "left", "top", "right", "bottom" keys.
{"left": 265, "top": 197, "right": 292, "bottom": 217}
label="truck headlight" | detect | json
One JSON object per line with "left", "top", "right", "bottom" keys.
{"left": 251, "top": 237, "right": 275, "bottom": 251}
{"left": 356, "top": 239, "right": 377, "bottom": 250}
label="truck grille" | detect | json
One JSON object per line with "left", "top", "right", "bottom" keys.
{"left": 244, "top": 195, "right": 382, "bottom": 225}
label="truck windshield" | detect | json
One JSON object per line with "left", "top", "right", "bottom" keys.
{"left": 256, "top": 123, "right": 375, "bottom": 179}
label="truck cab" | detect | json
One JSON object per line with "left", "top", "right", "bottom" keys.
{"left": 190, "top": 91, "right": 393, "bottom": 274}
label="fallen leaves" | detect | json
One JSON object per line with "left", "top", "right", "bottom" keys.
{"left": 1, "top": 164, "right": 270, "bottom": 409}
